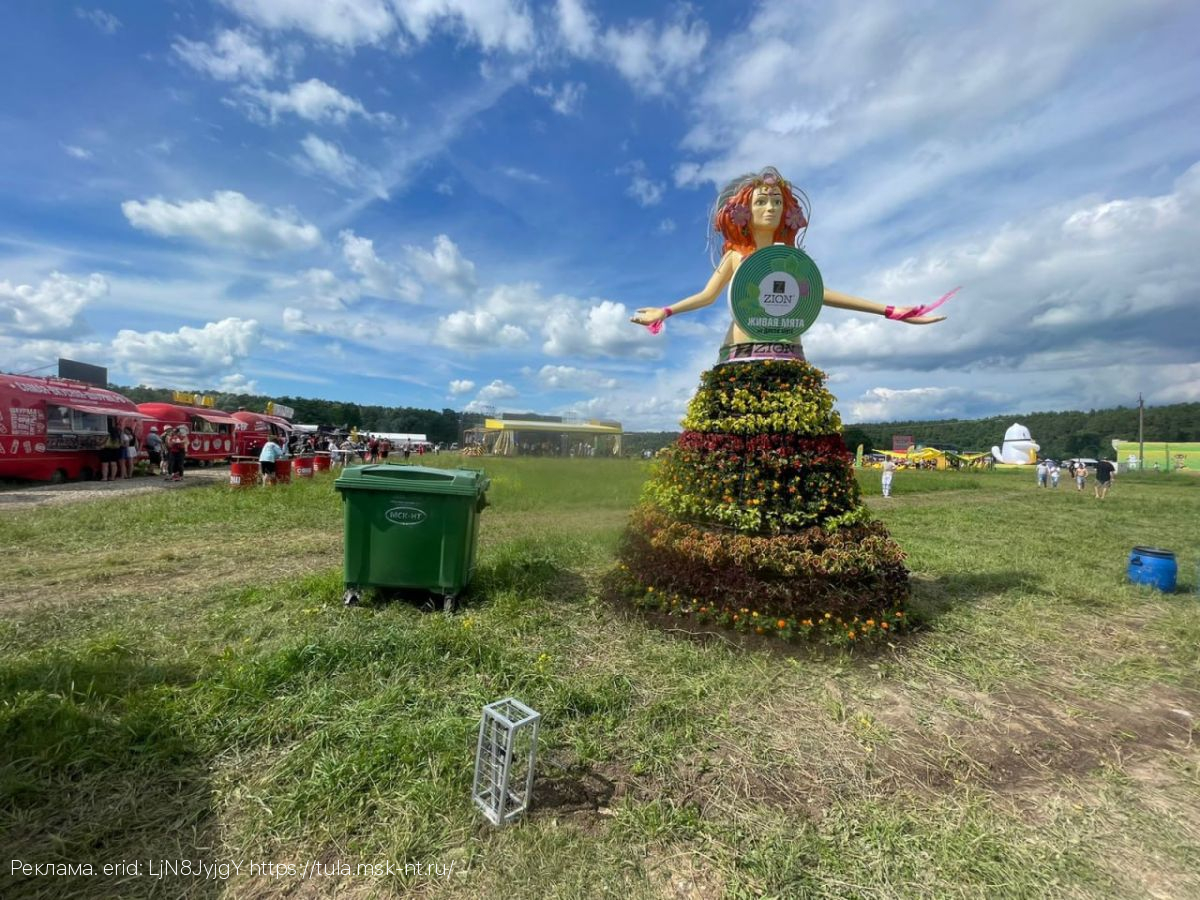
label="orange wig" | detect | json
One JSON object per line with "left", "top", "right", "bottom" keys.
{"left": 710, "top": 166, "right": 809, "bottom": 260}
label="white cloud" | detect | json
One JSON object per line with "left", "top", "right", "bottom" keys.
{"left": 122, "top": 190, "right": 321, "bottom": 254}
{"left": 617, "top": 160, "right": 665, "bottom": 207}
{"left": 532, "top": 81, "right": 586, "bottom": 116}
{"left": 273, "top": 268, "right": 359, "bottom": 310}
{"left": 75, "top": 7, "right": 121, "bottom": 35}
{"left": 221, "top": 0, "right": 533, "bottom": 52}
{"left": 656, "top": 218, "right": 676, "bottom": 234}
{"left": 464, "top": 378, "right": 519, "bottom": 412}
{"left": 217, "top": 372, "right": 259, "bottom": 393}
{"left": 294, "top": 135, "right": 387, "bottom": 199}
{"left": 435, "top": 310, "right": 528, "bottom": 350}
{"left": 406, "top": 235, "right": 477, "bottom": 296}
{"left": 498, "top": 166, "right": 548, "bottom": 184}
{"left": 555, "top": 0, "right": 598, "bottom": 56}
{"left": 542, "top": 298, "right": 660, "bottom": 360}
{"left": 219, "top": 0, "right": 396, "bottom": 47}
{"left": 0, "top": 272, "right": 106, "bottom": 337}
{"left": 339, "top": 229, "right": 420, "bottom": 300}
{"left": 62, "top": 144, "right": 92, "bottom": 160}
{"left": 674, "top": 0, "right": 1184, "bottom": 214}
{"left": 110, "top": 317, "right": 262, "bottom": 388}
{"left": 173, "top": 29, "right": 277, "bottom": 82}
{"left": 847, "top": 386, "right": 1010, "bottom": 423}
{"left": 537, "top": 364, "right": 617, "bottom": 391}
{"left": 239, "top": 78, "right": 389, "bottom": 125}
{"left": 449, "top": 378, "right": 475, "bottom": 395}
{"left": 282, "top": 306, "right": 323, "bottom": 334}
{"left": 805, "top": 161, "right": 1200, "bottom": 379}
{"left": 395, "top": 0, "right": 534, "bottom": 53}
{"left": 600, "top": 10, "right": 709, "bottom": 96}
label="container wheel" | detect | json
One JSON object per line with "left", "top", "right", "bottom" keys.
{"left": 443, "top": 594, "right": 458, "bottom": 614}
{"left": 49, "top": 468, "right": 68, "bottom": 485}
{"left": 343, "top": 589, "right": 361, "bottom": 607}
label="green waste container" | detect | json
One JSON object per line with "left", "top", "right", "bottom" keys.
{"left": 334, "top": 465, "right": 490, "bottom": 608}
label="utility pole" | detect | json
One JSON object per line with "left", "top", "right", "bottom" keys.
{"left": 1138, "top": 393, "right": 1144, "bottom": 472}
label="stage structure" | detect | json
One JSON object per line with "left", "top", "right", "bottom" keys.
{"left": 464, "top": 417, "right": 622, "bottom": 457}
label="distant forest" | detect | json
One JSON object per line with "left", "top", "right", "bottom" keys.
{"left": 844, "top": 403, "right": 1200, "bottom": 460}
{"left": 113, "top": 384, "right": 1200, "bottom": 460}
{"left": 620, "top": 404, "right": 1200, "bottom": 460}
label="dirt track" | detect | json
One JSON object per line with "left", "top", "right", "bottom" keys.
{"left": 0, "top": 467, "right": 231, "bottom": 512}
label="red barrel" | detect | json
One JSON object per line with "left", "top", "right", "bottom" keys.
{"left": 229, "top": 458, "right": 259, "bottom": 488}
{"left": 293, "top": 456, "right": 314, "bottom": 478}
{"left": 313, "top": 452, "right": 331, "bottom": 472}
{"left": 275, "top": 458, "right": 291, "bottom": 484}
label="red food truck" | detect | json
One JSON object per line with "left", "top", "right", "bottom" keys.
{"left": 136, "top": 402, "right": 240, "bottom": 463}
{"left": 231, "top": 410, "right": 294, "bottom": 456}
{"left": 0, "top": 374, "right": 146, "bottom": 482}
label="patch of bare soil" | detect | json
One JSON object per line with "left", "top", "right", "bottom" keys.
{"left": 645, "top": 847, "right": 725, "bottom": 900}
{"left": 871, "top": 683, "right": 1199, "bottom": 798}
{"left": 0, "top": 467, "right": 231, "bottom": 512}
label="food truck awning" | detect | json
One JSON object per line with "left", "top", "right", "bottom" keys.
{"left": 64, "top": 402, "right": 150, "bottom": 419}
{"left": 192, "top": 409, "right": 240, "bottom": 426}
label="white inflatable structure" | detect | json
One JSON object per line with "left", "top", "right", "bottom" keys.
{"left": 991, "top": 423, "right": 1039, "bottom": 465}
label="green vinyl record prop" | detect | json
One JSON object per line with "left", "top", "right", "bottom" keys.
{"left": 728, "top": 245, "right": 823, "bottom": 341}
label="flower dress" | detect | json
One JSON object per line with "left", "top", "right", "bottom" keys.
{"left": 618, "top": 333, "right": 910, "bottom": 639}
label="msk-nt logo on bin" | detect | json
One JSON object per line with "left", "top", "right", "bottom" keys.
{"left": 385, "top": 505, "right": 427, "bottom": 526}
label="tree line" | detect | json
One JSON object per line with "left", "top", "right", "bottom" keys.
{"left": 841, "top": 402, "right": 1200, "bottom": 460}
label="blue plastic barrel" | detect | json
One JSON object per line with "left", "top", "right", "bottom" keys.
{"left": 1127, "top": 547, "right": 1178, "bottom": 592}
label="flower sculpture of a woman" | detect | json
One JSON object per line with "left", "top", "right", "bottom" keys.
{"left": 620, "top": 166, "right": 949, "bottom": 640}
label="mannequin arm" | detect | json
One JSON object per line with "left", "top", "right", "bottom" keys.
{"left": 823, "top": 288, "right": 945, "bottom": 325}
{"left": 630, "top": 252, "right": 736, "bottom": 325}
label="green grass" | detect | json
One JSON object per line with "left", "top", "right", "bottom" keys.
{"left": 2, "top": 461, "right": 1199, "bottom": 898}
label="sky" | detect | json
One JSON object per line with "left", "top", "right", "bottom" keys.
{"left": 1, "top": 0, "right": 1198, "bottom": 430}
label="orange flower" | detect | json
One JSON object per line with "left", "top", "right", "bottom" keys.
{"left": 881, "top": 622, "right": 889, "bottom": 630}
{"left": 847, "top": 631, "right": 856, "bottom": 639}
{"left": 777, "top": 619, "right": 787, "bottom": 629}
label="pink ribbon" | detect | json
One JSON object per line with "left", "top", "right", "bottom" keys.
{"left": 644, "top": 307, "right": 673, "bottom": 335}
{"left": 885, "top": 286, "right": 960, "bottom": 320}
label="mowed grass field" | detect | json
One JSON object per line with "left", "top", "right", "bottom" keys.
{"left": 2, "top": 460, "right": 1199, "bottom": 899}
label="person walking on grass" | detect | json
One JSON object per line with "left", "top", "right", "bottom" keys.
{"left": 1075, "top": 462, "right": 1088, "bottom": 491}
{"left": 881, "top": 458, "right": 896, "bottom": 498}
{"left": 258, "top": 436, "right": 286, "bottom": 486}
{"left": 1094, "top": 458, "right": 1116, "bottom": 500}
{"left": 1049, "top": 461, "right": 1060, "bottom": 488}
{"left": 1036, "top": 459, "right": 1047, "bottom": 488}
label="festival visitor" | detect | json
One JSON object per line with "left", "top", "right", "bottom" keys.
{"left": 258, "top": 436, "right": 286, "bottom": 486}
{"left": 166, "top": 427, "right": 187, "bottom": 481}
{"left": 367, "top": 436, "right": 378, "bottom": 463}
{"left": 1049, "top": 461, "right": 1060, "bottom": 488}
{"left": 145, "top": 426, "right": 162, "bottom": 472}
{"left": 117, "top": 425, "right": 132, "bottom": 479}
{"left": 101, "top": 424, "right": 121, "bottom": 482}
{"left": 123, "top": 425, "right": 139, "bottom": 478}
{"left": 1075, "top": 463, "right": 1088, "bottom": 491}
{"left": 1094, "top": 458, "right": 1116, "bottom": 500}
{"left": 881, "top": 458, "right": 896, "bottom": 498}
{"left": 1035, "top": 459, "right": 1048, "bottom": 488}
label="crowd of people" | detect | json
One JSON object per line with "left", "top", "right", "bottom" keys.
{"left": 1035, "top": 459, "right": 1117, "bottom": 499}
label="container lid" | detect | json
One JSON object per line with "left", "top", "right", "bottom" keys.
{"left": 335, "top": 464, "right": 489, "bottom": 495}
{"left": 1131, "top": 546, "right": 1175, "bottom": 558}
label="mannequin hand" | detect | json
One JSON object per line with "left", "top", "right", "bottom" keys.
{"left": 901, "top": 313, "right": 946, "bottom": 325}
{"left": 630, "top": 307, "right": 668, "bottom": 326}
